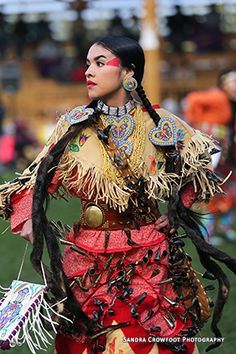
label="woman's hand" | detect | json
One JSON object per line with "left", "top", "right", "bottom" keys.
{"left": 154, "top": 214, "right": 175, "bottom": 233}
{"left": 20, "top": 219, "right": 34, "bottom": 243}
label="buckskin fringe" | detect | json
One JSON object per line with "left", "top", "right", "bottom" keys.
{"left": 0, "top": 172, "right": 36, "bottom": 218}
{"left": 58, "top": 153, "right": 131, "bottom": 212}
{"left": 146, "top": 170, "right": 179, "bottom": 202}
{"left": 145, "top": 130, "right": 223, "bottom": 204}
{"left": 181, "top": 130, "right": 224, "bottom": 200}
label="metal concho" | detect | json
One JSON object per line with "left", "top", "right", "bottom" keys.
{"left": 83, "top": 204, "right": 105, "bottom": 228}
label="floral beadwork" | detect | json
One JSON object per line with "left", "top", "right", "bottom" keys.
{"left": 149, "top": 155, "right": 164, "bottom": 174}
{"left": 69, "top": 133, "right": 89, "bottom": 152}
{"left": 149, "top": 155, "right": 157, "bottom": 174}
{"left": 149, "top": 117, "right": 177, "bottom": 146}
{"left": 69, "top": 144, "right": 80, "bottom": 152}
{"left": 78, "top": 133, "right": 89, "bottom": 147}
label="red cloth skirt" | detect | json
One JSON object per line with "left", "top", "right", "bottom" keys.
{"left": 55, "top": 223, "right": 198, "bottom": 354}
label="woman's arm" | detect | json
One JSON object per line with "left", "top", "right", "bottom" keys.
{"left": 10, "top": 169, "right": 62, "bottom": 235}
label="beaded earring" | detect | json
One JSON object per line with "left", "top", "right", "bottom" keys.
{"left": 123, "top": 77, "right": 138, "bottom": 92}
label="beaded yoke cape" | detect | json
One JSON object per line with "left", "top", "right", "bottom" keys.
{"left": 0, "top": 104, "right": 222, "bottom": 212}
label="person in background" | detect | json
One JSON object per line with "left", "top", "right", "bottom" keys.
{"left": 12, "top": 14, "right": 29, "bottom": 60}
{"left": 196, "top": 4, "right": 223, "bottom": 52}
{"left": 1, "top": 36, "right": 236, "bottom": 354}
{"left": 35, "top": 14, "right": 52, "bottom": 43}
{"left": 184, "top": 69, "right": 236, "bottom": 244}
{"left": 0, "top": 94, "right": 5, "bottom": 135}
{"left": 35, "top": 36, "right": 64, "bottom": 78}
{"left": 0, "top": 9, "right": 9, "bottom": 61}
{"left": 166, "top": 5, "right": 194, "bottom": 53}
{"left": 108, "top": 9, "right": 127, "bottom": 37}
{"left": 13, "top": 119, "right": 39, "bottom": 168}
{"left": 219, "top": 70, "right": 236, "bottom": 164}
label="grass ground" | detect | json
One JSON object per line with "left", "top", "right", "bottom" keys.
{"left": 0, "top": 172, "right": 235, "bottom": 353}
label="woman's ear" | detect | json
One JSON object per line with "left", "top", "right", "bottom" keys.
{"left": 122, "top": 67, "right": 135, "bottom": 80}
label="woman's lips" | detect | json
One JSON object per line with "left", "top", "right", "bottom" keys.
{"left": 87, "top": 81, "right": 97, "bottom": 88}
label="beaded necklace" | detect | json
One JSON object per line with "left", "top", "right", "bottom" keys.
{"left": 97, "top": 99, "right": 136, "bottom": 116}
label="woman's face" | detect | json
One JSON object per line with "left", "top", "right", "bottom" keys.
{"left": 222, "top": 72, "right": 236, "bottom": 101}
{"left": 85, "top": 44, "right": 131, "bottom": 102}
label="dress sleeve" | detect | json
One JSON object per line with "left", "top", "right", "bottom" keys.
{"left": 10, "top": 170, "right": 62, "bottom": 233}
{"left": 0, "top": 115, "right": 69, "bottom": 232}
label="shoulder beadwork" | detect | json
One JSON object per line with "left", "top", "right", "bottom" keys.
{"left": 148, "top": 107, "right": 196, "bottom": 146}
{"left": 149, "top": 117, "right": 177, "bottom": 146}
{"left": 65, "top": 105, "right": 94, "bottom": 126}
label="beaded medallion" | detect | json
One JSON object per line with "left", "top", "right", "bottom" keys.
{"left": 149, "top": 117, "right": 177, "bottom": 146}
{"left": 66, "top": 106, "right": 94, "bottom": 126}
{"left": 104, "top": 113, "right": 134, "bottom": 156}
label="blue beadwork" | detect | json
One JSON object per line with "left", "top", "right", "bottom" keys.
{"left": 149, "top": 117, "right": 177, "bottom": 146}
{"left": 104, "top": 114, "right": 134, "bottom": 156}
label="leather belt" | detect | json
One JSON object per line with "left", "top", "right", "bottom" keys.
{"left": 79, "top": 201, "right": 161, "bottom": 230}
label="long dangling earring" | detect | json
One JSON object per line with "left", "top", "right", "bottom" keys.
{"left": 123, "top": 77, "right": 138, "bottom": 92}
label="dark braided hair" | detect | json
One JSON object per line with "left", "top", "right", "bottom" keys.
{"left": 136, "top": 84, "right": 161, "bottom": 125}
{"left": 31, "top": 101, "right": 100, "bottom": 334}
{"left": 167, "top": 189, "right": 236, "bottom": 351}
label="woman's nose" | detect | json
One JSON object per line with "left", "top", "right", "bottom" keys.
{"left": 85, "top": 65, "right": 95, "bottom": 78}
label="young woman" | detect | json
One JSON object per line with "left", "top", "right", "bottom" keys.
{"left": 1, "top": 36, "right": 236, "bottom": 354}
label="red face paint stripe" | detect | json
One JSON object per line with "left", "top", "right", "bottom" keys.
{"left": 106, "top": 57, "right": 121, "bottom": 67}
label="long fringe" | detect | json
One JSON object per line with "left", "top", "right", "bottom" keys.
{"left": 0, "top": 281, "right": 70, "bottom": 354}
{"left": 181, "top": 130, "right": 224, "bottom": 199}
{"left": 145, "top": 130, "right": 223, "bottom": 204}
{"left": 58, "top": 153, "right": 131, "bottom": 211}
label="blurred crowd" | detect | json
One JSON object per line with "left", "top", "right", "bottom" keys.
{"left": 0, "top": 12, "right": 51, "bottom": 61}
{"left": 166, "top": 5, "right": 224, "bottom": 53}
{"left": 0, "top": 4, "right": 234, "bottom": 82}
{"left": 0, "top": 9, "right": 141, "bottom": 83}
{"left": 0, "top": 107, "right": 39, "bottom": 173}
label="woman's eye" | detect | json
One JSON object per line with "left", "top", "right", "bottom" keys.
{"left": 85, "top": 63, "right": 90, "bottom": 69}
{"left": 97, "top": 61, "right": 104, "bottom": 67}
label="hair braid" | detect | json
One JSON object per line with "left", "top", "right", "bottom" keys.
{"left": 136, "top": 84, "right": 162, "bottom": 126}
{"left": 167, "top": 184, "right": 236, "bottom": 350}
{"left": 31, "top": 104, "right": 100, "bottom": 334}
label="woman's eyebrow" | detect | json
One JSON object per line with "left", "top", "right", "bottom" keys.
{"left": 86, "top": 55, "right": 107, "bottom": 63}
{"left": 95, "top": 55, "right": 107, "bottom": 60}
